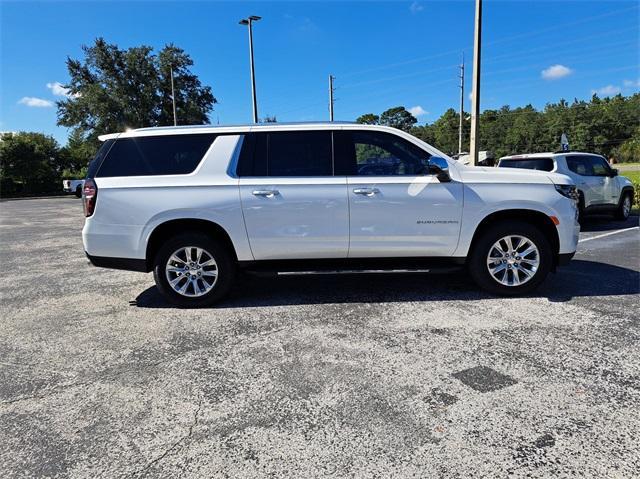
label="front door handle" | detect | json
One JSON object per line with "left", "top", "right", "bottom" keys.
{"left": 353, "top": 188, "right": 380, "bottom": 196}
{"left": 252, "top": 189, "right": 279, "bottom": 197}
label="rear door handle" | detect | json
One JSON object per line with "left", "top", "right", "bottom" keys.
{"left": 252, "top": 189, "right": 279, "bottom": 197}
{"left": 353, "top": 188, "right": 380, "bottom": 196}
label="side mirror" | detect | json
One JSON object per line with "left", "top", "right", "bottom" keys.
{"left": 610, "top": 168, "right": 618, "bottom": 177}
{"left": 427, "top": 156, "right": 451, "bottom": 182}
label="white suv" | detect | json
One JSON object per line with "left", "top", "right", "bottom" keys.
{"left": 82, "top": 123, "right": 580, "bottom": 307}
{"left": 498, "top": 152, "right": 634, "bottom": 221}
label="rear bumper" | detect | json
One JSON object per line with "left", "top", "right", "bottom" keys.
{"left": 85, "top": 252, "right": 148, "bottom": 272}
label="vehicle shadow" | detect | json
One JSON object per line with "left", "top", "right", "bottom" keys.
{"left": 579, "top": 214, "right": 638, "bottom": 232}
{"left": 133, "top": 259, "right": 639, "bottom": 309}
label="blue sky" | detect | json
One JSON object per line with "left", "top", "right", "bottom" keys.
{"left": 1, "top": 0, "right": 639, "bottom": 145}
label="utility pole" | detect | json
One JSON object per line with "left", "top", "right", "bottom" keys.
{"left": 170, "top": 65, "right": 177, "bottom": 126}
{"left": 329, "top": 75, "right": 335, "bottom": 121}
{"left": 458, "top": 53, "right": 465, "bottom": 155}
{"left": 469, "top": 0, "right": 483, "bottom": 166}
{"left": 239, "top": 16, "right": 261, "bottom": 123}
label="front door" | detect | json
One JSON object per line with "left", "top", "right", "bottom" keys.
{"left": 335, "top": 130, "right": 463, "bottom": 258}
{"left": 238, "top": 130, "right": 349, "bottom": 260}
{"left": 566, "top": 155, "right": 604, "bottom": 207}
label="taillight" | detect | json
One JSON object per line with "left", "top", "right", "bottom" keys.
{"left": 83, "top": 179, "right": 98, "bottom": 217}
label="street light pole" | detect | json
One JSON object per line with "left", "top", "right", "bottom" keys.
{"left": 458, "top": 52, "right": 465, "bottom": 155}
{"left": 469, "top": 0, "right": 483, "bottom": 166}
{"left": 170, "top": 65, "right": 177, "bottom": 126}
{"left": 239, "top": 15, "right": 261, "bottom": 123}
{"left": 329, "top": 75, "right": 335, "bottom": 121}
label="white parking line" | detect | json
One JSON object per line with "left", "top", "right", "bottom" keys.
{"left": 578, "top": 226, "right": 639, "bottom": 243}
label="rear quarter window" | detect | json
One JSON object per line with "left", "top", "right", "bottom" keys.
{"left": 498, "top": 158, "right": 554, "bottom": 172}
{"left": 96, "top": 134, "right": 216, "bottom": 177}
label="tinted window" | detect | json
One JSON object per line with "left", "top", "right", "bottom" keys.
{"left": 336, "top": 131, "right": 431, "bottom": 176}
{"left": 96, "top": 134, "right": 216, "bottom": 177}
{"left": 566, "top": 155, "right": 610, "bottom": 176}
{"left": 237, "top": 131, "right": 332, "bottom": 177}
{"left": 499, "top": 158, "right": 554, "bottom": 171}
{"left": 86, "top": 139, "right": 115, "bottom": 178}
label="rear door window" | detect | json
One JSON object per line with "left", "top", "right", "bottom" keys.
{"left": 96, "top": 134, "right": 216, "bottom": 177}
{"left": 499, "top": 158, "right": 554, "bottom": 171}
{"left": 237, "top": 131, "right": 333, "bottom": 177}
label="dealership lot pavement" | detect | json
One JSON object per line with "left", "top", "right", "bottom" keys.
{"left": 1, "top": 197, "right": 638, "bottom": 478}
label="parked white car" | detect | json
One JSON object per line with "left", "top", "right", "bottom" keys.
{"left": 82, "top": 123, "right": 580, "bottom": 306}
{"left": 498, "top": 152, "right": 634, "bottom": 221}
{"left": 62, "top": 179, "right": 84, "bottom": 198}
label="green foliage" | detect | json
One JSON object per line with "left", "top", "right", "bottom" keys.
{"left": 379, "top": 106, "right": 417, "bottom": 132}
{"left": 612, "top": 127, "right": 640, "bottom": 163}
{"left": 57, "top": 38, "right": 217, "bottom": 141}
{"left": 373, "top": 94, "right": 640, "bottom": 158}
{"left": 0, "top": 132, "right": 63, "bottom": 195}
{"left": 59, "top": 129, "right": 94, "bottom": 178}
{"left": 356, "top": 113, "right": 380, "bottom": 125}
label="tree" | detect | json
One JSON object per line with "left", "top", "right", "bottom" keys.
{"left": 59, "top": 129, "right": 94, "bottom": 178}
{"left": 0, "top": 132, "right": 61, "bottom": 194}
{"left": 379, "top": 106, "right": 417, "bottom": 131}
{"left": 431, "top": 108, "right": 461, "bottom": 155}
{"left": 356, "top": 113, "right": 379, "bottom": 125}
{"left": 57, "top": 38, "right": 216, "bottom": 142}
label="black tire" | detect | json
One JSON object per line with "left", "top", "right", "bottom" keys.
{"left": 75, "top": 186, "right": 82, "bottom": 198}
{"left": 577, "top": 191, "right": 586, "bottom": 223}
{"left": 468, "top": 221, "right": 553, "bottom": 296}
{"left": 153, "top": 232, "right": 236, "bottom": 307}
{"left": 613, "top": 191, "right": 632, "bottom": 221}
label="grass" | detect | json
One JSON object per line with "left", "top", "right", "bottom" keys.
{"left": 622, "top": 170, "right": 640, "bottom": 183}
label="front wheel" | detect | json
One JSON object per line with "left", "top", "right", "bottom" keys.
{"left": 468, "top": 221, "right": 553, "bottom": 295}
{"left": 614, "top": 192, "right": 632, "bottom": 221}
{"left": 153, "top": 233, "right": 236, "bottom": 307}
{"left": 75, "top": 185, "right": 82, "bottom": 198}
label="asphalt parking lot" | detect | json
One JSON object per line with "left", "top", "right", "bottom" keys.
{"left": 1, "top": 197, "right": 638, "bottom": 478}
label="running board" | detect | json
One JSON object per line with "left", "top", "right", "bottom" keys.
{"left": 239, "top": 257, "right": 466, "bottom": 276}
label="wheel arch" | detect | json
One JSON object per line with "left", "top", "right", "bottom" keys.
{"left": 145, "top": 218, "right": 238, "bottom": 272}
{"left": 619, "top": 185, "right": 634, "bottom": 205}
{"left": 468, "top": 209, "right": 560, "bottom": 263}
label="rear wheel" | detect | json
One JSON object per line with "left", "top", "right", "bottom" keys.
{"left": 153, "top": 232, "right": 235, "bottom": 307}
{"left": 577, "top": 191, "right": 586, "bottom": 222}
{"left": 75, "top": 185, "right": 82, "bottom": 198}
{"left": 469, "top": 221, "right": 552, "bottom": 295}
{"left": 614, "top": 192, "right": 632, "bottom": 221}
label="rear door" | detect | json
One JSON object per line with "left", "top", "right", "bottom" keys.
{"left": 335, "top": 130, "right": 463, "bottom": 258}
{"left": 238, "top": 130, "right": 349, "bottom": 260}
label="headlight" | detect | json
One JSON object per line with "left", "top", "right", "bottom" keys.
{"left": 555, "top": 184, "right": 579, "bottom": 202}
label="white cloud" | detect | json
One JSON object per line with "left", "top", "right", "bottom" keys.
{"left": 623, "top": 79, "right": 640, "bottom": 88}
{"left": 408, "top": 105, "right": 428, "bottom": 117}
{"left": 409, "top": 1, "right": 424, "bottom": 14}
{"left": 591, "top": 85, "right": 622, "bottom": 96}
{"left": 46, "top": 81, "right": 69, "bottom": 97}
{"left": 541, "top": 64, "right": 572, "bottom": 80}
{"left": 46, "top": 81, "right": 79, "bottom": 98}
{"left": 18, "top": 97, "right": 54, "bottom": 108}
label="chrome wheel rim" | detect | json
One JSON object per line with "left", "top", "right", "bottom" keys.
{"left": 486, "top": 235, "right": 539, "bottom": 287}
{"left": 623, "top": 197, "right": 631, "bottom": 217}
{"left": 165, "top": 246, "right": 218, "bottom": 297}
